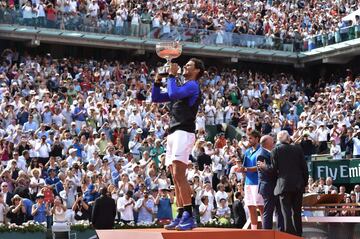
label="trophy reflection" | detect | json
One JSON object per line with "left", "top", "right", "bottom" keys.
{"left": 156, "top": 41, "right": 182, "bottom": 76}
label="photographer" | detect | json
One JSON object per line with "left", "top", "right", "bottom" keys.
{"left": 72, "top": 192, "right": 91, "bottom": 221}
{"left": 295, "top": 128, "right": 316, "bottom": 165}
{"left": 51, "top": 135, "right": 64, "bottom": 158}
{"left": 35, "top": 135, "right": 51, "bottom": 165}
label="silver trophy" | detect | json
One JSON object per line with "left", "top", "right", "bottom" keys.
{"left": 156, "top": 41, "right": 182, "bottom": 76}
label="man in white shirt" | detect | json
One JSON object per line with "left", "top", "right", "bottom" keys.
{"left": 316, "top": 123, "right": 329, "bottom": 154}
{"left": 215, "top": 183, "right": 228, "bottom": 207}
{"left": 35, "top": 135, "right": 51, "bottom": 165}
{"left": 354, "top": 185, "right": 360, "bottom": 203}
{"left": 69, "top": 0, "right": 77, "bottom": 13}
{"left": 352, "top": 130, "right": 360, "bottom": 158}
{"left": 204, "top": 101, "right": 216, "bottom": 125}
{"left": 117, "top": 190, "right": 135, "bottom": 223}
{"left": 128, "top": 129, "right": 143, "bottom": 160}
{"left": 195, "top": 111, "right": 206, "bottom": 131}
{"left": 67, "top": 148, "right": 80, "bottom": 167}
{"left": 324, "top": 177, "right": 338, "bottom": 194}
{"left": 128, "top": 109, "right": 142, "bottom": 128}
{"left": 224, "top": 102, "right": 234, "bottom": 123}
{"left": 7, "top": 151, "right": 27, "bottom": 172}
{"left": 88, "top": 0, "right": 99, "bottom": 18}
{"left": 84, "top": 137, "right": 99, "bottom": 164}
{"left": 115, "top": 9, "right": 126, "bottom": 34}
{"left": 36, "top": 0, "right": 46, "bottom": 27}
{"left": 130, "top": 8, "right": 140, "bottom": 36}
{"left": 103, "top": 146, "right": 120, "bottom": 171}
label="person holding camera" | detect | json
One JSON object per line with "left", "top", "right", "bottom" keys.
{"left": 35, "top": 135, "right": 51, "bottom": 165}
{"left": 294, "top": 127, "right": 316, "bottom": 168}
{"left": 152, "top": 58, "right": 204, "bottom": 230}
{"left": 72, "top": 192, "right": 91, "bottom": 221}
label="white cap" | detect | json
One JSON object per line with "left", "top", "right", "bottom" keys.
{"left": 59, "top": 191, "right": 67, "bottom": 200}
{"left": 69, "top": 148, "right": 77, "bottom": 154}
{"left": 300, "top": 112, "right": 307, "bottom": 118}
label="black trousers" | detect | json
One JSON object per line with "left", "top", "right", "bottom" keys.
{"left": 262, "top": 194, "right": 284, "bottom": 230}
{"left": 279, "top": 191, "right": 303, "bottom": 237}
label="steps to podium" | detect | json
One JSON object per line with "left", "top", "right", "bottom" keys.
{"left": 96, "top": 228, "right": 303, "bottom": 239}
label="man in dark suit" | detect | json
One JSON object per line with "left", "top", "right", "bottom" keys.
{"left": 232, "top": 191, "right": 246, "bottom": 228}
{"left": 256, "top": 135, "right": 284, "bottom": 230}
{"left": 271, "top": 131, "right": 308, "bottom": 237}
{"left": 92, "top": 187, "right": 116, "bottom": 229}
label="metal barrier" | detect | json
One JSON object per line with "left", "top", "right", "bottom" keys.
{"left": 0, "top": 9, "right": 360, "bottom": 53}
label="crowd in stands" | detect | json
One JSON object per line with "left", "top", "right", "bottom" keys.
{"left": 0, "top": 48, "right": 359, "bottom": 228}
{"left": 1, "top": 0, "right": 360, "bottom": 49}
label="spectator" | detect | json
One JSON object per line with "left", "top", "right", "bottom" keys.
{"left": 1, "top": 182, "right": 13, "bottom": 206}
{"left": 51, "top": 196, "right": 67, "bottom": 224}
{"left": 155, "top": 188, "right": 173, "bottom": 225}
{"left": 0, "top": 193, "right": 9, "bottom": 224}
{"left": 215, "top": 198, "right": 231, "bottom": 220}
{"left": 29, "top": 168, "right": 45, "bottom": 201}
{"left": 72, "top": 192, "right": 91, "bottom": 221}
{"left": 6, "top": 194, "right": 26, "bottom": 225}
{"left": 199, "top": 195, "right": 214, "bottom": 224}
{"left": 31, "top": 193, "right": 49, "bottom": 224}
{"left": 232, "top": 191, "right": 246, "bottom": 228}
{"left": 324, "top": 177, "right": 338, "bottom": 194}
{"left": 117, "top": 190, "right": 135, "bottom": 224}
{"left": 134, "top": 190, "right": 154, "bottom": 225}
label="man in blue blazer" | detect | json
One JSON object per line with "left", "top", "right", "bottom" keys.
{"left": 256, "top": 135, "right": 284, "bottom": 230}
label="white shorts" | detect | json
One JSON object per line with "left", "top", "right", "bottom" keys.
{"left": 166, "top": 130, "right": 195, "bottom": 166}
{"left": 244, "top": 185, "right": 264, "bottom": 206}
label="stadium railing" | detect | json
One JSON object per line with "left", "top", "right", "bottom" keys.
{"left": 0, "top": 9, "right": 360, "bottom": 52}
